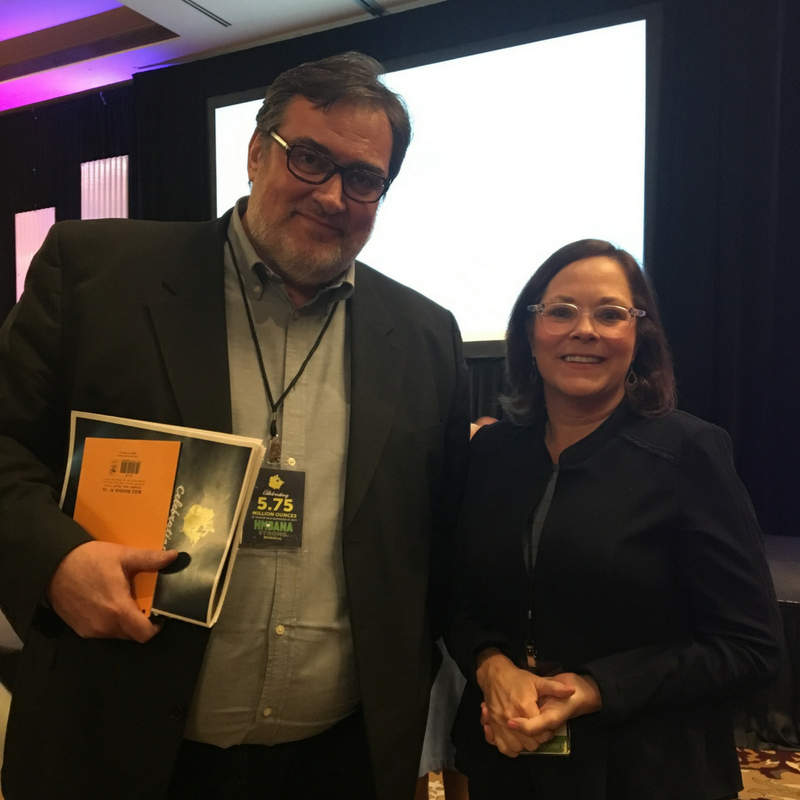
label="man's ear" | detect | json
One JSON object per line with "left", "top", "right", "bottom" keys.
{"left": 247, "top": 129, "right": 264, "bottom": 183}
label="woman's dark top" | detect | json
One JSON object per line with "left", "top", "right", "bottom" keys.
{"left": 449, "top": 402, "right": 782, "bottom": 800}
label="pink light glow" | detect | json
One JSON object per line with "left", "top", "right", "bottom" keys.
{"left": 0, "top": 0, "right": 122, "bottom": 42}
{"left": 0, "top": 47, "right": 175, "bottom": 112}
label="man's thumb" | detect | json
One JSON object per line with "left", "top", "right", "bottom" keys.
{"left": 123, "top": 547, "right": 179, "bottom": 574}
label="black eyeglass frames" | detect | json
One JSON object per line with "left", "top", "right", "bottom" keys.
{"left": 269, "top": 130, "right": 390, "bottom": 203}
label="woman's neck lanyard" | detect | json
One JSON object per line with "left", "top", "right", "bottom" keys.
{"left": 228, "top": 237, "right": 338, "bottom": 465}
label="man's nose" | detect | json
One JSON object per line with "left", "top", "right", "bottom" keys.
{"left": 313, "top": 172, "right": 348, "bottom": 213}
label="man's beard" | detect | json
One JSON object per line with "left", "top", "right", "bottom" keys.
{"left": 245, "top": 198, "right": 373, "bottom": 290}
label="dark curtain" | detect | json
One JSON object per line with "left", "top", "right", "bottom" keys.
{"left": 0, "top": 85, "right": 134, "bottom": 320}
{"left": 766, "top": 0, "right": 800, "bottom": 538}
{"left": 649, "top": 0, "right": 800, "bottom": 538}
{"left": 467, "top": 358, "right": 507, "bottom": 422}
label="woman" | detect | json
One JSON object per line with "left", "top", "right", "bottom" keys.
{"left": 448, "top": 240, "right": 782, "bottom": 800}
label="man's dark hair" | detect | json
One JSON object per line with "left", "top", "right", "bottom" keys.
{"left": 502, "top": 239, "right": 676, "bottom": 424}
{"left": 255, "top": 51, "right": 411, "bottom": 184}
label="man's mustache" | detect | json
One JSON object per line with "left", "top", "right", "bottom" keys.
{"left": 291, "top": 200, "right": 346, "bottom": 232}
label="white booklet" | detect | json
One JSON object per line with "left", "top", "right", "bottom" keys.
{"left": 60, "top": 411, "right": 265, "bottom": 627}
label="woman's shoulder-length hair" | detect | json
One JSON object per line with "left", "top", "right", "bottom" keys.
{"left": 501, "top": 239, "right": 676, "bottom": 425}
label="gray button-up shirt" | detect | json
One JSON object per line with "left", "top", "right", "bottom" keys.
{"left": 184, "top": 199, "right": 358, "bottom": 747}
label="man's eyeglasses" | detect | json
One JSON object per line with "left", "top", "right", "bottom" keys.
{"left": 269, "top": 131, "right": 390, "bottom": 203}
{"left": 527, "top": 303, "right": 646, "bottom": 338}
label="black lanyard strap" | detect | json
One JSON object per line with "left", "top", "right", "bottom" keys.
{"left": 227, "top": 236, "right": 339, "bottom": 449}
{"left": 525, "top": 464, "right": 559, "bottom": 667}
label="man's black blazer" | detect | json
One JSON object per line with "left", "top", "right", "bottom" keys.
{"left": 0, "top": 212, "right": 470, "bottom": 800}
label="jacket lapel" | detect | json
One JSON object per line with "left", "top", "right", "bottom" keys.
{"left": 148, "top": 237, "right": 406, "bottom": 515}
{"left": 146, "top": 214, "right": 233, "bottom": 433}
{"left": 343, "top": 266, "right": 407, "bottom": 531}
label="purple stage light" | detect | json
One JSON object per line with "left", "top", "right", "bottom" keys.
{"left": 0, "top": 0, "right": 122, "bottom": 42}
{"left": 0, "top": 47, "right": 173, "bottom": 113}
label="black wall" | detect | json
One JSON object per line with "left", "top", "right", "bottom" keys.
{"left": 0, "top": 85, "right": 134, "bottom": 316}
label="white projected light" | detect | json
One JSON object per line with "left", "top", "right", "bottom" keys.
{"left": 214, "top": 20, "right": 646, "bottom": 343}
{"left": 216, "top": 101, "right": 262, "bottom": 219}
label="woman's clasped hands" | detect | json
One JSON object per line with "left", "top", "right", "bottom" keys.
{"left": 475, "top": 647, "right": 602, "bottom": 757}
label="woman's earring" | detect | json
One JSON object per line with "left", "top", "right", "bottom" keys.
{"left": 626, "top": 367, "right": 638, "bottom": 390}
{"left": 531, "top": 356, "right": 539, "bottom": 384}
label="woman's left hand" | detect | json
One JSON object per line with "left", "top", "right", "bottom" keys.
{"left": 503, "top": 672, "right": 602, "bottom": 737}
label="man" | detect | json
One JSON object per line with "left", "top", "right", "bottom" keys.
{"left": 0, "top": 52, "right": 469, "bottom": 800}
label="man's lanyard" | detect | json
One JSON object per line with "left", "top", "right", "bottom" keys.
{"left": 227, "top": 237, "right": 339, "bottom": 464}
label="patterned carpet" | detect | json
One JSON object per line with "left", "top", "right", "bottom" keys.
{"left": 424, "top": 750, "right": 800, "bottom": 799}
{"left": 427, "top": 777, "right": 445, "bottom": 799}
{"left": 739, "top": 749, "right": 800, "bottom": 800}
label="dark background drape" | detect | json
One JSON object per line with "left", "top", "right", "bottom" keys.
{"left": 0, "top": 0, "right": 797, "bottom": 540}
{"left": 0, "top": 86, "right": 134, "bottom": 313}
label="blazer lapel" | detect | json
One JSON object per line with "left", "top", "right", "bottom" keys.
{"left": 343, "top": 266, "right": 407, "bottom": 531}
{"left": 146, "top": 214, "right": 233, "bottom": 433}
{"left": 148, "top": 240, "right": 405, "bottom": 512}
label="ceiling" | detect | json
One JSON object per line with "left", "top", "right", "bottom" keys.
{"left": 0, "top": 0, "right": 445, "bottom": 113}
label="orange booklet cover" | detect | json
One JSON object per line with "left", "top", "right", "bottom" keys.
{"left": 72, "top": 437, "right": 182, "bottom": 616}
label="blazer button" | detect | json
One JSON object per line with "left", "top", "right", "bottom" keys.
{"left": 170, "top": 705, "right": 186, "bottom": 721}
